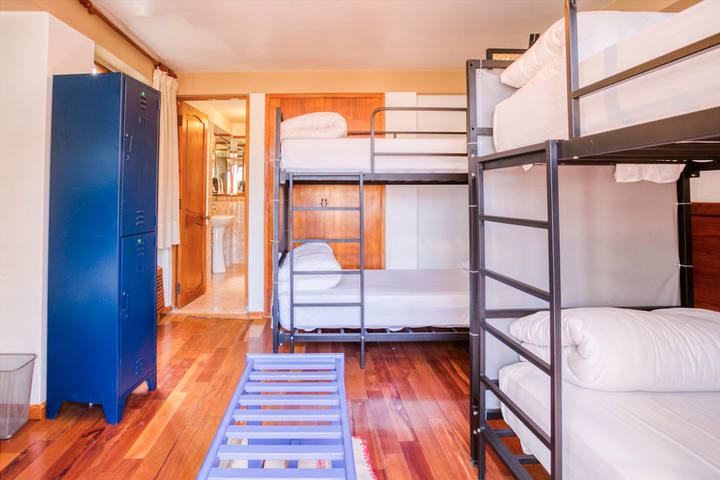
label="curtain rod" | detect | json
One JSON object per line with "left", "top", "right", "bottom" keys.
{"left": 78, "top": 0, "right": 177, "bottom": 78}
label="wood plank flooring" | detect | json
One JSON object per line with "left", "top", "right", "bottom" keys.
{"left": 0, "top": 314, "right": 547, "bottom": 480}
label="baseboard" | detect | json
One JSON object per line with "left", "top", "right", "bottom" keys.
{"left": 247, "top": 311, "right": 265, "bottom": 320}
{"left": 28, "top": 402, "right": 46, "bottom": 420}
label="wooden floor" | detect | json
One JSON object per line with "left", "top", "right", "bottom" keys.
{"left": 0, "top": 314, "right": 547, "bottom": 480}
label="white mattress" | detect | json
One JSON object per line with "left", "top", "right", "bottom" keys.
{"left": 280, "top": 137, "right": 468, "bottom": 173}
{"left": 493, "top": 1, "right": 720, "bottom": 152}
{"left": 499, "top": 362, "right": 720, "bottom": 479}
{"left": 278, "top": 268, "right": 468, "bottom": 329}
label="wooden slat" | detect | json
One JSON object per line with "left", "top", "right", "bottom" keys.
{"left": 248, "top": 372, "right": 337, "bottom": 381}
{"left": 238, "top": 394, "right": 339, "bottom": 406}
{"left": 244, "top": 382, "right": 338, "bottom": 393}
{"left": 233, "top": 408, "right": 341, "bottom": 422}
{"left": 225, "top": 425, "right": 343, "bottom": 440}
{"left": 208, "top": 468, "right": 347, "bottom": 479}
{"left": 252, "top": 362, "right": 335, "bottom": 371}
{"left": 217, "top": 444, "right": 345, "bottom": 461}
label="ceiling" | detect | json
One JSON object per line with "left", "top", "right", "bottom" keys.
{"left": 93, "top": 0, "right": 609, "bottom": 73}
{"left": 208, "top": 99, "right": 247, "bottom": 124}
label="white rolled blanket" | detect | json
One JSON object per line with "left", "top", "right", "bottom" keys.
{"left": 509, "top": 307, "right": 720, "bottom": 392}
{"left": 280, "top": 112, "right": 347, "bottom": 140}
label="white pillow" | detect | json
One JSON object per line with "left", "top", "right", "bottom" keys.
{"left": 501, "top": 11, "right": 673, "bottom": 89}
{"left": 280, "top": 112, "right": 347, "bottom": 140}
{"left": 279, "top": 242, "right": 342, "bottom": 291}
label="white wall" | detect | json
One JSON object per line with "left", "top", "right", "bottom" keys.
{"left": 692, "top": 171, "right": 720, "bottom": 202}
{"left": 384, "top": 94, "right": 469, "bottom": 269}
{"left": 247, "top": 94, "right": 266, "bottom": 311}
{"left": 0, "top": 12, "right": 94, "bottom": 405}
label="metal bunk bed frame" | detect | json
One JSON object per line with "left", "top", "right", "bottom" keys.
{"left": 271, "top": 105, "right": 471, "bottom": 368}
{"left": 467, "top": 1, "right": 720, "bottom": 478}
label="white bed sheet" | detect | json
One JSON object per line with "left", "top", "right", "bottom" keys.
{"left": 499, "top": 362, "right": 720, "bottom": 479}
{"left": 493, "top": 1, "right": 720, "bottom": 152}
{"left": 280, "top": 137, "right": 474, "bottom": 173}
{"left": 278, "top": 269, "right": 468, "bottom": 329}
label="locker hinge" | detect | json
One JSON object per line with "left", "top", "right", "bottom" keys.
{"left": 179, "top": 198, "right": 181, "bottom": 209}
{"left": 177, "top": 114, "right": 182, "bottom": 127}
{"left": 176, "top": 283, "right": 181, "bottom": 294}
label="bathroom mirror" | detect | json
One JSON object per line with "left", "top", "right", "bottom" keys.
{"left": 212, "top": 134, "right": 245, "bottom": 196}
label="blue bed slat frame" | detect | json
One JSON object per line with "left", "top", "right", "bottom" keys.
{"left": 197, "top": 353, "right": 357, "bottom": 480}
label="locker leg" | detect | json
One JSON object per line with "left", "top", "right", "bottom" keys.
{"left": 146, "top": 369, "right": 157, "bottom": 391}
{"left": 103, "top": 395, "right": 126, "bottom": 424}
{"left": 45, "top": 398, "right": 62, "bottom": 419}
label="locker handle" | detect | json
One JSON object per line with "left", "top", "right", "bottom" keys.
{"left": 125, "top": 134, "right": 133, "bottom": 153}
{"left": 122, "top": 292, "right": 129, "bottom": 311}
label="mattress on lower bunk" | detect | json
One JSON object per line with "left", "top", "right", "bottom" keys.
{"left": 498, "top": 361, "right": 720, "bottom": 479}
{"left": 278, "top": 268, "right": 468, "bottom": 330}
{"left": 493, "top": 1, "right": 720, "bottom": 152}
{"left": 280, "top": 137, "right": 472, "bottom": 173}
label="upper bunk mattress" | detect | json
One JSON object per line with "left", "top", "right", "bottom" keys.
{"left": 280, "top": 137, "right": 469, "bottom": 173}
{"left": 493, "top": 1, "right": 720, "bottom": 152}
{"left": 278, "top": 268, "right": 468, "bottom": 329}
{"left": 499, "top": 361, "right": 720, "bottom": 478}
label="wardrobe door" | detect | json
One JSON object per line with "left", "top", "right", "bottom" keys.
{"left": 291, "top": 185, "right": 325, "bottom": 247}
{"left": 120, "top": 77, "right": 159, "bottom": 236}
{"left": 324, "top": 185, "right": 385, "bottom": 269}
{"left": 119, "top": 232, "right": 157, "bottom": 394}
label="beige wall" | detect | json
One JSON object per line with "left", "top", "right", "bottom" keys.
{"left": 177, "top": 70, "right": 466, "bottom": 96}
{"left": 1, "top": 0, "right": 155, "bottom": 83}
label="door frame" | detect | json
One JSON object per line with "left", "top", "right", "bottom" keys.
{"left": 175, "top": 94, "right": 250, "bottom": 311}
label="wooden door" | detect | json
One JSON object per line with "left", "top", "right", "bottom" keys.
{"left": 176, "top": 102, "right": 208, "bottom": 308}
{"left": 323, "top": 185, "right": 385, "bottom": 269}
{"left": 264, "top": 93, "right": 386, "bottom": 312}
{"left": 691, "top": 203, "right": 720, "bottom": 311}
{"left": 291, "top": 185, "right": 325, "bottom": 243}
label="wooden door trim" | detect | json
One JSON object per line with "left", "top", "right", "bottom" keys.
{"left": 263, "top": 93, "right": 385, "bottom": 313}
{"left": 177, "top": 94, "right": 250, "bottom": 311}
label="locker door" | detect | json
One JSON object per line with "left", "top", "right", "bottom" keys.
{"left": 119, "top": 232, "right": 156, "bottom": 394}
{"left": 121, "top": 77, "right": 159, "bottom": 236}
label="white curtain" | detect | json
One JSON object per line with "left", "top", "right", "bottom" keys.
{"left": 153, "top": 68, "right": 180, "bottom": 249}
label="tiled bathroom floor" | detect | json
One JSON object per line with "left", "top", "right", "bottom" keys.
{"left": 176, "top": 264, "right": 246, "bottom": 316}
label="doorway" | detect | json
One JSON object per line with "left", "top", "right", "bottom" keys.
{"left": 174, "top": 95, "right": 249, "bottom": 316}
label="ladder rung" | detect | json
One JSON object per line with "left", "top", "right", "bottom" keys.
{"left": 208, "top": 468, "right": 347, "bottom": 479}
{"left": 480, "top": 268, "right": 550, "bottom": 302}
{"left": 293, "top": 302, "right": 362, "bottom": 308}
{"left": 239, "top": 394, "right": 340, "bottom": 406}
{"left": 244, "top": 382, "right": 339, "bottom": 393}
{"left": 233, "top": 408, "right": 341, "bottom": 422}
{"left": 293, "top": 206, "right": 360, "bottom": 211}
{"left": 375, "top": 152, "right": 467, "bottom": 157}
{"left": 293, "top": 238, "right": 360, "bottom": 243}
{"left": 480, "top": 214, "right": 549, "bottom": 229}
{"left": 248, "top": 372, "right": 337, "bottom": 381}
{"left": 217, "top": 443, "right": 345, "bottom": 461}
{"left": 225, "top": 424, "right": 343, "bottom": 440}
{"left": 292, "top": 270, "right": 360, "bottom": 275}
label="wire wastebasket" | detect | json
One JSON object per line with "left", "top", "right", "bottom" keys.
{"left": 0, "top": 354, "right": 37, "bottom": 439}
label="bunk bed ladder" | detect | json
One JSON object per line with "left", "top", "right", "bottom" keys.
{"left": 196, "top": 353, "right": 357, "bottom": 480}
{"left": 288, "top": 173, "right": 367, "bottom": 368}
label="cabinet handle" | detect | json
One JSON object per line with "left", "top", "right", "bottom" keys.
{"left": 122, "top": 292, "right": 129, "bottom": 311}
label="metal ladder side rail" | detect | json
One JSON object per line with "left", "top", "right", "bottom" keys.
{"left": 288, "top": 173, "right": 367, "bottom": 368}
{"left": 474, "top": 142, "right": 562, "bottom": 480}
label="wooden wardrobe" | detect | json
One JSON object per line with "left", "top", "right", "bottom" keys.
{"left": 264, "top": 94, "right": 386, "bottom": 311}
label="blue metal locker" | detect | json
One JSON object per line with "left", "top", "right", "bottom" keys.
{"left": 47, "top": 72, "right": 159, "bottom": 424}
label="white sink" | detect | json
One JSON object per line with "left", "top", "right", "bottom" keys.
{"left": 211, "top": 215, "right": 234, "bottom": 227}
{"left": 211, "top": 215, "right": 234, "bottom": 273}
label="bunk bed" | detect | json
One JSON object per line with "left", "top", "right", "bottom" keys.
{"left": 271, "top": 106, "right": 471, "bottom": 368}
{"left": 466, "top": 1, "right": 720, "bottom": 479}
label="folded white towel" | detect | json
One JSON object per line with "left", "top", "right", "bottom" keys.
{"left": 614, "top": 164, "right": 685, "bottom": 183}
{"left": 280, "top": 112, "right": 347, "bottom": 140}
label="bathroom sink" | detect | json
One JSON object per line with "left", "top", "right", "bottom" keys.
{"left": 211, "top": 215, "right": 234, "bottom": 227}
